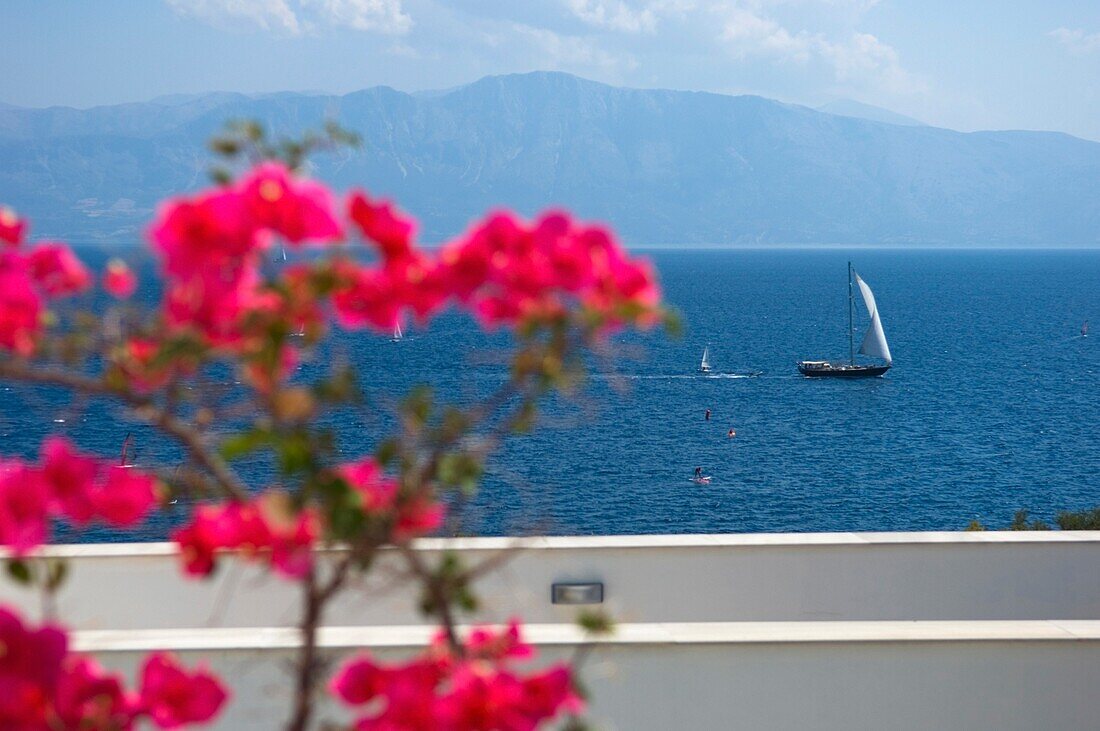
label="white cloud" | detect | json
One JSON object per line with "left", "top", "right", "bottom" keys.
{"left": 165, "top": 0, "right": 411, "bottom": 35}
{"left": 720, "top": 6, "right": 813, "bottom": 62}
{"left": 1048, "top": 27, "right": 1100, "bottom": 55}
{"left": 564, "top": 0, "right": 695, "bottom": 34}
{"left": 715, "top": 3, "right": 924, "bottom": 95}
{"left": 819, "top": 32, "right": 926, "bottom": 95}
{"left": 566, "top": 0, "right": 656, "bottom": 33}
{"left": 502, "top": 22, "right": 638, "bottom": 75}
{"left": 300, "top": 0, "right": 411, "bottom": 34}
{"left": 166, "top": 0, "right": 302, "bottom": 33}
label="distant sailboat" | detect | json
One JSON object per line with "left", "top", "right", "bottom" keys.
{"left": 120, "top": 433, "right": 135, "bottom": 467}
{"left": 798, "top": 262, "right": 892, "bottom": 378}
{"left": 699, "top": 346, "right": 711, "bottom": 374}
{"left": 1083, "top": 321, "right": 1090, "bottom": 338}
{"left": 391, "top": 321, "right": 403, "bottom": 342}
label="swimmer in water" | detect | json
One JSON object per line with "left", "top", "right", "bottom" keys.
{"left": 705, "top": 409, "right": 711, "bottom": 421}
{"left": 728, "top": 428, "right": 736, "bottom": 438}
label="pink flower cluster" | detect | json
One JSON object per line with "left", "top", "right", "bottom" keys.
{"left": 0, "top": 209, "right": 91, "bottom": 356}
{"left": 0, "top": 606, "right": 228, "bottom": 729}
{"left": 149, "top": 163, "right": 342, "bottom": 347}
{"left": 330, "top": 620, "right": 581, "bottom": 731}
{"left": 172, "top": 492, "right": 319, "bottom": 579}
{"left": 339, "top": 457, "right": 445, "bottom": 542}
{"left": 141, "top": 165, "right": 658, "bottom": 380}
{"left": 334, "top": 193, "right": 661, "bottom": 332}
{"left": 0, "top": 438, "right": 157, "bottom": 555}
{"left": 172, "top": 458, "right": 445, "bottom": 580}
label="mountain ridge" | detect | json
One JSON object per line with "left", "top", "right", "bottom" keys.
{"left": 1, "top": 71, "right": 1097, "bottom": 247}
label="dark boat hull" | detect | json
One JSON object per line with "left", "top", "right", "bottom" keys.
{"left": 798, "top": 363, "right": 890, "bottom": 378}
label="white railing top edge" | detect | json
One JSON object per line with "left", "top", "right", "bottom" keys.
{"left": 71, "top": 620, "right": 1100, "bottom": 653}
{"left": 22, "top": 530, "right": 1100, "bottom": 559}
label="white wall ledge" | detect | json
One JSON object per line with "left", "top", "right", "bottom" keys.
{"left": 22, "top": 530, "right": 1100, "bottom": 560}
{"left": 72, "top": 620, "right": 1100, "bottom": 654}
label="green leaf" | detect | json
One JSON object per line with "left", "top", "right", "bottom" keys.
{"left": 6, "top": 559, "right": 34, "bottom": 586}
{"left": 576, "top": 609, "right": 615, "bottom": 636}
{"left": 220, "top": 428, "right": 274, "bottom": 461}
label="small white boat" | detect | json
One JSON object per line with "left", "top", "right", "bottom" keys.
{"left": 391, "top": 322, "right": 403, "bottom": 342}
{"left": 699, "top": 346, "right": 711, "bottom": 374}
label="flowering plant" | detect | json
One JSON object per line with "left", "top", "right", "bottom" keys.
{"left": 0, "top": 124, "right": 664, "bottom": 729}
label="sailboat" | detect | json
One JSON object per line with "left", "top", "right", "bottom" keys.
{"left": 1083, "top": 321, "right": 1090, "bottom": 338}
{"left": 798, "top": 262, "right": 892, "bottom": 378}
{"left": 699, "top": 346, "right": 711, "bottom": 374}
{"left": 391, "top": 321, "right": 403, "bottom": 342}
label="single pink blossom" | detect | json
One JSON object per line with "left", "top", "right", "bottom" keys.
{"left": 104, "top": 258, "right": 138, "bottom": 298}
{"left": 53, "top": 656, "right": 137, "bottom": 730}
{"left": 0, "top": 251, "right": 42, "bottom": 356}
{"left": 149, "top": 189, "right": 262, "bottom": 278}
{"left": 0, "top": 607, "right": 68, "bottom": 727}
{"left": 331, "top": 261, "right": 400, "bottom": 332}
{"left": 464, "top": 619, "right": 534, "bottom": 662}
{"left": 92, "top": 466, "right": 157, "bottom": 527}
{"left": 25, "top": 243, "right": 91, "bottom": 297}
{"left": 348, "top": 191, "right": 415, "bottom": 260}
{"left": 0, "top": 460, "right": 50, "bottom": 555}
{"left": 394, "top": 495, "right": 445, "bottom": 541}
{"left": 240, "top": 163, "right": 343, "bottom": 245}
{"left": 39, "top": 436, "right": 99, "bottom": 525}
{"left": 138, "top": 652, "right": 228, "bottom": 728}
{"left": 338, "top": 458, "right": 398, "bottom": 513}
{"left": 0, "top": 206, "right": 26, "bottom": 247}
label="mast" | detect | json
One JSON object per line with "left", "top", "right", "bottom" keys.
{"left": 847, "top": 261, "right": 854, "bottom": 365}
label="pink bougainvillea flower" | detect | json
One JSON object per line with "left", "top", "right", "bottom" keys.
{"left": 138, "top": 652, "right": 228, "bottom": 728}
{"left": 92, "top": 465, "right": 157, "bottom": 527}
{"left": 348, "top": 191, "right": 415, "bottom": 260}
{"left": 0, "top": 608, "right": 68, "bottom": 727}
{"left": 0, "top": 206, "right": 26, "bottom": 247}
{"left": 463, "top": 619, "right": 534, "bottom": 662}
{"left": 162, "top": 261, "right": 263, "bottom": 346}
{"left": 104, "top": 258, "right": 138, "bottom": 299}
{"left": 149, "top": 189, "right": 262, "bottom": 278}
{"left": 518, "top": 664, "right": 584, "bottom": 720}
{"left": 171, "top": 506, "right": 225, "bottom": 578}
{"left": 25, "top": 243, "right": 91, "bottom": 298}
{"left": 0, "top": 460, "right": 50, "bottom": 556}
{"left": 173, "top": 494, "right": 319, "bottom": 580}
{"left": 240, "top": 163, "right": 343, "bottom": 245}
{"left": 331, "top": 261, "right": 400, "bottom": 332}
{"left": 114, "top": 338, "right": 175, "bottom": 393}
{"left": 52, "top": 656, "right": 136, "bottom": 730}
{"left": 0, "top": 251, "right": 42, "bottom": 356}
{"left": 329, "top": 655, "right": 389, "bottom": 706}
{"left": 338, "top": 458, "right": 398, "bottom": 513}
{"left": 40, "top": 436, "right": 99, "bottom": 525}
{"left": 394, "top": 495, "right": 445, "bottom": 542}
{"left": 256, "top": 493, "right": 319, "bottom": 579}
{"left": 332, "top": 622, "right": 580, "bottom": 731}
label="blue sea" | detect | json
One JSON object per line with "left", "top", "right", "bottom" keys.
{"left": 4, "top": 248, "right": 1099, "bottom": 540}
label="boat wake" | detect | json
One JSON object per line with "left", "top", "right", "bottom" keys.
{"left": 594, "top": 372, "right": 761, "bottom": 380}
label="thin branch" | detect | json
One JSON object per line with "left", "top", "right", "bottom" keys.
{"left": 0, "top": 360, "right": 248, "bottom": 501}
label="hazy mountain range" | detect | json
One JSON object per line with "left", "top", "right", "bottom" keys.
{"left": 1, "top": 71, "right": 1097, "bottom": 247}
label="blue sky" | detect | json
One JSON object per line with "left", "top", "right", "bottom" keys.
{"left": 1, "top": 0, "right": 1099, "bottom": 140}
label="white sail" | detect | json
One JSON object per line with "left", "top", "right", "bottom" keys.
{"left": 700, "top": 346, "right": 710, "bottom": 371}
{"left": 393, "top": 322, "right": 403, "bottom": 340}
{"left": 854, "top": 272, "right": 892, "bottom": 364}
